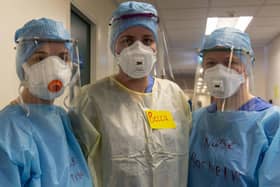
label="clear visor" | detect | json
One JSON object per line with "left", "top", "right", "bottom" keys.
{"left": 192, "top": 47, "right": 254, "bottom": 112}
{"left": 16, "top": 38, "right": 81, "bottom": 115}
{"left": 155, "top": 26, "right": 175, "bottom": 79}
{"left": 108, "top": 15, "right": 175, "bottom": 79}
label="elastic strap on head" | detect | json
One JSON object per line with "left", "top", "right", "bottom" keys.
{"left": 221, "top": 46, "right": 234, "bottom": 112}
{"left": 110, "top": 13, "right": 159, "bottom": 25}
{"left": 16, "top": 37, "right": 75, "bottom": 44}
{"left": 227, "top": 46, "right": 234, "bottom": 70}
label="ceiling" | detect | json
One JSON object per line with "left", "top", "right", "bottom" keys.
{"left": 114, "top": 0, "right": 280, "bottom": 88}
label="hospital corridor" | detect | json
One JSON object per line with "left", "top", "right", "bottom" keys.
{"left": 0, "top": 0, "right": 280, "bottom": 187}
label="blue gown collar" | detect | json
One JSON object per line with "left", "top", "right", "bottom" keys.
{"left": 144, "top": 75, "right": 154, "bottom": 93}
{"left": 207, "top": 97, "right": 272, "bottom": 113}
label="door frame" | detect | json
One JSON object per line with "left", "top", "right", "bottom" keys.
{"left": 71, "top": 2, "right": 97, "bottom": 83}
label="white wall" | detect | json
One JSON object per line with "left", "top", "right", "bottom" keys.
{"left": 0, "top": 0, "right": 70, "bottom": 109}
{"left": 267, "top": 34, "right": 280, "bottom": 105}
{"left": 252, "top": 46, "right": 268, "bottom": 100}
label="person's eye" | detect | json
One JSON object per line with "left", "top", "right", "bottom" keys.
{"left": 121, "top": 38, "right": 134, "bottom": 46}
{"left": 36, "top": 55, "right": 45, "bottom": 61}
{"left": 225, "top": 59, "right": 239, "bottom": 67}
{"left": 29, "top": 54, "right": 47, "bottom": 64}
{"left": 142, "top": 38, "right": 154, "bottom": 46}
{"left": 59, "top": 53, "right": 70, "bottom": 62}
{"left": 205, "top": 61, "right": 217, "bottom": 68}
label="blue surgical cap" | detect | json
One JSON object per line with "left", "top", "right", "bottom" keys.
{"left": 110, "top": 1, "right": 159, "bottom": 54}
{"left": 15, "top": 18, "right": 71, "bottom": 80}
{"left": 201, "top": 27, "right": 255, "bottom": 64}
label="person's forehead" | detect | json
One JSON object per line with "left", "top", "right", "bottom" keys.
{"left": 203, "top": 51, "right": 241, "bottom": 60}
{"left": 204, "top": 51, "right": 231, "bottom": 58}
{"left": 118, "top": 26, "right": 154, "bottom": 38}
{"left": 35, "top": 42, "right": 67, "bottom": 53}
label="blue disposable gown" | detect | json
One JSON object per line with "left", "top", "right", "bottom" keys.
{"left": 0, "top": 104, "right": 93, "bottom": 187}
{"left": 188, "top": 102, "right": 280, "bottom": 187}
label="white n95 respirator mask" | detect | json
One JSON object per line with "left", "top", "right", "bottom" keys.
{"left": 204, "top": 64, "right": 244, "bottom": 99}
{"left": 22, "top": 56, "right": 72, "bottom": 100}
{"left": 116, "top": 41, "right": 157, "bottom": 79}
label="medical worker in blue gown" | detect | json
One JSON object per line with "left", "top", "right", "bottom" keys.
{"left": 70, "top": 1, "right": 192, "bottom": 187}
{"left": 188, "top": 27, "right": 280, "bottom": 187}
{"left": 0, "top": 18, "right": 93, "bottom": 186}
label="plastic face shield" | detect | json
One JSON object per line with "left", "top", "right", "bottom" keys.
{"left": 15, "top": 38, "right": 81, "bottom": 114}
{"left": 108, "top": 13, "right": 175, "bottom": 79}
{"left": 192, "top": 48, "right": 254, "bottom": 112}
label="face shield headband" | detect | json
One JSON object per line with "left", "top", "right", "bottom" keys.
{"left": 109, "top": 13, "right": 159, "bottom": 26}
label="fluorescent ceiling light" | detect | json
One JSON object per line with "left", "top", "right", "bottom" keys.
{"left": 205, "top": 16, "right": 253, "bottom": 35}
{"left": 198, "top": 77, "right": 203, "bottom": 82}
